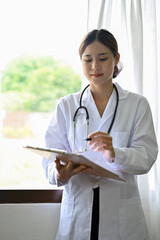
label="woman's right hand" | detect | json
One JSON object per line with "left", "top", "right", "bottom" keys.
{"left": 55, "top": 157, "right": 92, "bottom": 182}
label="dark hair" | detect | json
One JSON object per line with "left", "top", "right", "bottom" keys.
{"left": 79, "top": 29, "right": 122, "bottom": 78}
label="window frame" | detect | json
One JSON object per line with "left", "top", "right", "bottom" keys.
{"left": 0, "top": 189, "right": 63, "bottom": 203}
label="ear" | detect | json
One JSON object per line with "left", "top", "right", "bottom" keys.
{"left": 115, "top": 53, "right": 120, "bottom": 65}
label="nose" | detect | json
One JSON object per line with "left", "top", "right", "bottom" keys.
{"left": 91, "top": 60, "right": 100, "bottom": 70}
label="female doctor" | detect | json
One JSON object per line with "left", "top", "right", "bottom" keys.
{"left": 43, "top": 29, "right": 158, "bottom": 240}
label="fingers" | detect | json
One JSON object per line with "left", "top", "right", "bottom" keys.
{"left": 87, "top": 131, "right": 112, "bottom": 151}
{"left": 87, "top": 131, "right": 115, "bottom": 162}
{"left": 55, "top": 158, "right": 92, "bottom": 176}
{"left": 81, "top": 167, "right": 92, "bottom": 174}
{"left": 55, "top": 159, "right": 74, "bottom": 172}
{"left": 67, "top": 161, "right": 75, "bottom": 170}
{"left": 88, "top": 131, "right": 110, "bottom": 146}
{"left": 73, "top": 164, "right": 91, "bottom": 174}
{"left": 67, "top": 162, "right": 91, "bottom": 174}
{"left": 55, "top": 157, "right": 92, "bottom": 183}
{"left": 55, "top": 158, "right": 63, "bottom": 171}
{"left": 88, "top": 131, "right": 109, "bottom": 140}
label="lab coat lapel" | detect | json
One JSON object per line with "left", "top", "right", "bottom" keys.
{"left": 99, "top": 83, "right": 128, "bottom": 131}
{"left": 98, "top": 89, "right": 117, "bottom": 131}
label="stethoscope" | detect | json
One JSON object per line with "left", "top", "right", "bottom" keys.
{"left": 73, "top": 83, "right": 119, "bottom": 153}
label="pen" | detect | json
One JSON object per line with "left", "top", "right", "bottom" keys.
{"left": 83, "top": 137, "right": 92, "bottom": 141}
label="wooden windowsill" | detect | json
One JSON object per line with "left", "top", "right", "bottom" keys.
{"left": 0, "top": 190, "right": 63, "bottom": 204}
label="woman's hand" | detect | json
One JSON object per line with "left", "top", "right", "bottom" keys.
{"left": 87, "top": 131, "right": 115, "bottom": 163}
{"left": 55, "top": 158, "right": 92, "bottom": 182}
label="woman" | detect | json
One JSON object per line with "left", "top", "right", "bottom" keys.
{"left": 43, "top": 29, "right": 158, "bottom": 240}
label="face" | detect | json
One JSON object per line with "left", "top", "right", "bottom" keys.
{"left": 81, "top": 41, "right": 119, "bottom": 88}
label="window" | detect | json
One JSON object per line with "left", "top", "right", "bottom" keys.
{"left": 0, "top": 0, "right": 88, "bottom": 189}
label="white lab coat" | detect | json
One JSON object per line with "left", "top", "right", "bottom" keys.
{"left": 43, "top": 83, "right": 158, "bottom": 240}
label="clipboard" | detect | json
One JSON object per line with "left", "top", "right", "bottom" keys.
{"left": 23, "top": 145, "right": 125, "bottom": 182}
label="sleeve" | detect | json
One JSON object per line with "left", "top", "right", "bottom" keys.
{"left": 42, "top": 100, "right": 71, "bottom": 186}
{"left": 111, "top": 97, "right": 158, "bottom": 175}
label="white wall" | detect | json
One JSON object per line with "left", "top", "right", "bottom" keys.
{"left": 0, "top": 203, "right": 60, "bottom": 240}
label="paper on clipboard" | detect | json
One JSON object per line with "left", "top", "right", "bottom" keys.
{"left": 23, "top": 145, "right": 125, "bottom": 182}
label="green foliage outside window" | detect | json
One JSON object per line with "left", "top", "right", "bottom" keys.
{"left": 1, "top": 55, "right": 81, "bottom": 112}
{"left": 0, "top": 55, "right": 81, "bottom": 186}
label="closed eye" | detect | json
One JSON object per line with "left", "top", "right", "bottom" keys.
{"left": 84, "top": 59, "right": 92, "bottom": 62}
{"left": 83, "top": 57, "right": 108, "bottom": 63}
{"left": 100, "top": 58, "right": 108, "bottom": 61}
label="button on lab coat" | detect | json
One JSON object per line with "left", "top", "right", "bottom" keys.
{"left": 43, "top": 83, "right": 158, "bottom": 240}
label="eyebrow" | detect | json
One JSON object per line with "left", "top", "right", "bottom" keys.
{"left": 84, "top": 53, "right": 109, "bottom": 57}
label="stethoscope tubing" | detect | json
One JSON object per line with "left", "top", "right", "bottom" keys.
{"left": 73, "top": 83, "right": 119, "bottom": 131}
{"left": 73, "top": 83, "right": 119, "bottom": 152}
{"left": 73, "top": 84, "right": 90, "bottom": 122}
{"left": 107, "top": 83, "right": 119, "bottom": 134}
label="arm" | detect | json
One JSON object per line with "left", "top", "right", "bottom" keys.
{"left": 42, "top": 100, "right": 91, "bottom": 186}
{"left": 112, "top": 98, "right": 158, "bottom": 174}
{"left": 87, "top": 97, "right": 158, "bottom": 175}
{"left": 42, "top": 101, "right": 71, "bottom": 186}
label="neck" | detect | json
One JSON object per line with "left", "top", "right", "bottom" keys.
{"left": 90, "top": 82, "right": 114, "bottom": 117}
{"left": 90, "top": 82, "right": 114, "bottom": 102}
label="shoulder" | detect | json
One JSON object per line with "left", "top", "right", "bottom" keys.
{"left": 57, "top": 91, "right": 81, "bottom": 111}
{"left": 115, "top": 82, "right": 149, "bottom": 106}
{"left": 59, "top": 91, "right": 81, "bottom": 103}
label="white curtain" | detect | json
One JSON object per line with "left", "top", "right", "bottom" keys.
{"left": 87, "top": 0, "right": 160, "bottom": 239}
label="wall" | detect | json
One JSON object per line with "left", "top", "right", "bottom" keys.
{"left": 0, "top": 203, "right": 60, "bottom": 240}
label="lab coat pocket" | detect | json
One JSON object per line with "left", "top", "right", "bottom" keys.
{"left": 112, "top": 131, "right": 130, "bottom": 148}
{"left": 119, "top": 198, "right": 148, "bottom": 240}
{"left": 58, "top": 196, "right": 74, "bottom": 235}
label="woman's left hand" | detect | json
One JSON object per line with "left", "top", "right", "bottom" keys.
{"left": 87, "top": 131, "right": 115, "bottom": 163}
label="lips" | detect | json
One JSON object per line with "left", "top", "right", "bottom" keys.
{"left": 91, "top": 73, "right": 103, "bottom": 77}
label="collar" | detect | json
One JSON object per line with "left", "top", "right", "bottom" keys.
{"left": 113, "top": 82, "right": 129, "bottom": 100}
{"left": 81, "top": 82, "right": 128, "bottom": 104}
